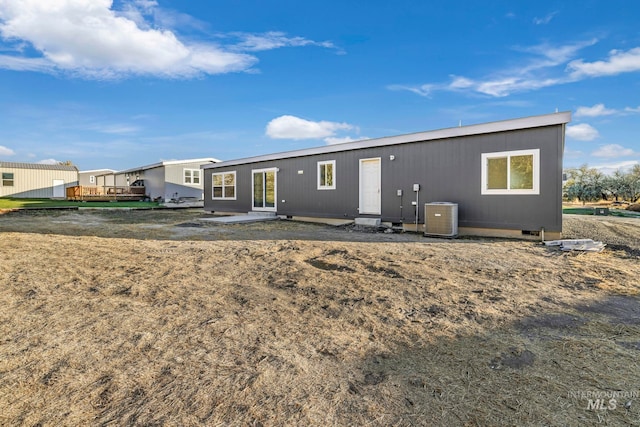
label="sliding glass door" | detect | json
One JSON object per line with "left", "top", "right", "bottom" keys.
{"left": 252, "top": 168, "right": 277, "bottom": 211}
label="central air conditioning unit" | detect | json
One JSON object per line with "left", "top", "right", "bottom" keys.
{"left": 424, "top": 202, "right": 458, "bottom": 237}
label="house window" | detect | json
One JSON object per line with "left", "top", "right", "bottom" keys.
{"left": 2, "top": 172, "right": 14, "bottom": 187}
{"left": 481, "top": 149, "right": 540, "bottom": 195}
{"left": 89, "top": 175, "right": 95, "bottom": 184}
{"left": 212, "top": 171, "right": 236, "bottom": 200}
{"left": 184, "top": 169, "right": 201, "bottom": 185}
{"left": 317, "top": 160, "right": 336, "bottom": 190}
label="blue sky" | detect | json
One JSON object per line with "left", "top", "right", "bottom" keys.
{"left": 0, "top": 0, "right": 639, "bottom": 174}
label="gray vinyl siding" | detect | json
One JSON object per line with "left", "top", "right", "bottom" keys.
{"left": 96, "top": 173, "right": 117, "bottom": 187}
{"left": 164, "top": 162, "right": 206, "bottom": 201}
{"left": 144, "top": 167, "right": 167, "bottom": 201}
{"left": 204, "top": 124, "right": 565, "bottom": 233}
{"left": 113, "top": 167, "right": 163, "bottom": 200}
{"left": 78, "top": 170, "right": 115, "bottom": 186}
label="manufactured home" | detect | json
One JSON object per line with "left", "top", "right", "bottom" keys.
{"left": 0, "top": 161, "right": 78, "bottom": 198}
{"left": 202, "top": 112, "right": 571, "bottom": 239}
{"left": 115, "top": 158, "right": 220, "bottom": 202}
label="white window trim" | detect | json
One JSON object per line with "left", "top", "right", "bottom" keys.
{"left": 212, "top": 171, "right": 237, "bottom": 200}
{"left": 317, "top": 160, "right": 336, "bottom": 190}
{"left": 184, "top": 168, "right": 201, "bottom": 185}
{"left": 481, "top": 148, "right": 540, "bottom": 195}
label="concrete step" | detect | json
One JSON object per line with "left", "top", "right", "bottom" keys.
{"left": 355, "top": 217, "right": 381, "bottom": 227}
{"left": 247, "top": 211, "right": 277, "bottom": 217}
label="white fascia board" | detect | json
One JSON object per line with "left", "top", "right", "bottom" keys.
{"left": 117, "top": 158, "right": 221, "bottom": 175}
{"left": 79, "top": 169, "right": 116, "bottom": 174}
{"left": 161, "top": 158, "right": 221, "bottom": 167}
{"left": 202, "top": 112, "right": 571, "bottom": 170}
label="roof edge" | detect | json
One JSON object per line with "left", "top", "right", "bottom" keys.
{"left": 79, "top": 169, "right": 117, "bottom": 174}
{"left": 0, "top": 161, "right": 79, "bottom": 171}
{"left": 117, "top": 158, "right": 221, "bottom": 174}
{"left": 203, "top": 111, "right": 571, "bottom": 170}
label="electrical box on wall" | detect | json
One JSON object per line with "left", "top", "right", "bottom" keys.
{"left": 413, "top": 184, "right": 420, "bottom": 192}
{"left": 397, "top": 189, "right": 403, "bottom": 196}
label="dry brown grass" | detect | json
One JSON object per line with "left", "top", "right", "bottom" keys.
{"left": 1, "top": 219, "right": 640, "bottom": 425}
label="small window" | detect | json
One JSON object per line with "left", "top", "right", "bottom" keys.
{"left": 212, "top": 171, "right": 236, "bottom": 200}
{"left": 89, "top": 175, "right": 95, "bottom": 184}
{"left": 481, "top": 149, "right": 539, "bottom": 195}
{"left": 184, "top": 169, "right": 201, "bottom": 185}
{"left": 2, "top": 172, "right": 14, "bottom": 187}
{"left": 317, "top": 160, "right": 336, "bottom": 190}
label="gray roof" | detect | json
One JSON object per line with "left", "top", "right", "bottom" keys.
{"left": 0, "top": 161, "right": 78, "bottom": 171}
{"left": 203, "top": 111, "right": 572, "bottom": 170}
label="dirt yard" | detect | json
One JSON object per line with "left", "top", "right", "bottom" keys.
{"left": 1, "top": 209, "right": 639, "bottom": 426}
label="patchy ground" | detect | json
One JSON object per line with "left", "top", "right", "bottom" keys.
{"left": 0, "top": 209, "right": 639, "bottom": 426}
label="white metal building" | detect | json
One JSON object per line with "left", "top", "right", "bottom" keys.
{"left": 0, "top": 161, "right": 79, "bottom": 198}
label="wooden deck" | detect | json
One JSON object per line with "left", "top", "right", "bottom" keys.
{"left": 66, "top": 186, "right": 147, "bottom": 201}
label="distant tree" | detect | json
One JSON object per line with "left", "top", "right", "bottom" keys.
{"left": 58, "top": 160, "right": 74, "bottom": 166}
{"left": 603, "top": 169, "right": 628, "bottom": 202}
{"left": 628, "top": 164, "right": 640, "bottom": 203}
{"left": 563, "top": 164, "right": 605, "bottom": 205}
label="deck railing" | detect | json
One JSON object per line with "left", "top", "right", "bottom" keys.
{"left": 66, "top": 185, "right": 146, "bottom": 201}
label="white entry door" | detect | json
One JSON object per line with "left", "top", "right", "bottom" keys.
{"left": 52, "top": 179, "right": 65, "bottom": 198}
{"left": 359, "top": 158, "right": 381, "bottom": 215}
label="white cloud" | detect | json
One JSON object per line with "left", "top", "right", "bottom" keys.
{"left": 566, "top": 123, "right": 599, "bottom": 141}
{"left": 0, "top": 145, "right": 16, "bottom": 156}
{"left": 592, "top": 144, "right": 636, "bottom": 158}
{"left": 448, "top": 76, "right": 474, "bottom": 89}
{"left": 593, "top": 160, "right": 639, "bottom": 175}
{"left": 386, "top": 39, "right": 640, "bottom": 99}
{"left": 390, "top": 39, "right": 598, "bottom": 98}
{"left": 624, "top": 106, "right": 640, "bottom": 113}
{"left": 568, "top": 47, "right": 640, "bottom": 79}
{"left": 474, "top": 76, "right": 562, "bottom": 97}
{"left": 266, "top": 115, "right": 355, "bottom": 140}
{"left": 575, "top": 103, "right": 617, "bottom": 118}
{"left": 116, "top": 0, "right": 158, "bottom": 28}
{"left": 517, "top": 39, "right": 598, "bottom": 72}
{"left": 230, "top": 31, "right": 338, "bottom": 52}
{"left": 36, "top": 158, "right": 61, "bottom": 165}
{"left": 0, "top": 0, "right": 257, "bottom": 78}
{"left": 533, "top": 12, "right": 558, "bottom": 25}
{"left": 387, "top": 84, "right": 433, "bottom": 97}
{"left": 0, "top": 54, "right": 52, "bottom": 72}
{"left": 88, "top": 124, "right": 140, "bottom": 135}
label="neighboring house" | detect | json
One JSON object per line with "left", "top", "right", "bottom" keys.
{"left": 78, "top": 169, "right": 116, "bottom": 186}
{"left": 202, "top": 112, "right": 571, "bottom": 239}
{"left": 115, "top": 158, "right": 220, "bottom": 202}
{"left": 0, "top": 161, "right": 79, "bottom": 198}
